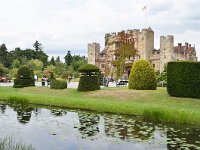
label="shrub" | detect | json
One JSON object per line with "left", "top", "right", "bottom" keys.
{"left": 13, "top": 65, "right": 35, "bottom": 88}
{"left": 167, "top": 61, "right": 200, "bottom": 98}
{"left": 13, "top": 78, "right": 35, "bottom": 88}
{"left": 78, "top": 76, "right": 100, "bottom": 91}
{"left": 78, "top": 64, "right": 100, "bottom": 91}
{"left": 50, "top": 79, "right": 67, "bottom": 89}
{"left": 17, "top": 65, "right": 32, "bottom": 79}
{"left": 128, "top": 59, "right": 157, "bottom": 90}
{"left": 79, "top": 64, "right": 99, "bottom": 75}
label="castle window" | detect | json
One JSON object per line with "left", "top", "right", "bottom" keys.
{"left": 101, "top": 64, "right": 105, "bottom": 68}
{"left": 115, "top": 42, "right": 120, "bottom": 49}
{"left": 91, "top": 53, "right": 93, "bottom": 55}
{"left": 153, "top": 64, "right": 155, "bottom": 68}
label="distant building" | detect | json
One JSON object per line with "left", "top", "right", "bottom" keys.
{"left": 88, "top": 27, "right": 197, "bottom": 78}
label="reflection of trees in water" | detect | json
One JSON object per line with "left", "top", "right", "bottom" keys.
{"left": 0, "top": 104, "right": 6, "bottom": 114}
{"left": 78, "top": 112, "right": 100, "bottom": 138}
{"left": 50, "top": 109, "right": 66, "bottom": 116}
{"left": 166, "top": 125, "right": 200, "bottom": 150}
{"left": 8, "top": 103, "right": 34, "bottom": 124}
{"left": 104, "top": 115, "right": 155, "bottom": 141}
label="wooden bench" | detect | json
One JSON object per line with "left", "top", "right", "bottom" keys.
{"left": 116, "top": 80, "right": 128, "bottom": 86}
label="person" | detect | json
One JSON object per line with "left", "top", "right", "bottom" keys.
{"left": 34, "top": 74, "right": 38, "bottom": 82}
{"left": 68, "top": 75, "right": 71, "bottom": 83}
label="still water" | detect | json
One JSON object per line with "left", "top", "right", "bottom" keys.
{"left": 0, "top": 102, "right": 200, "bottom": 150}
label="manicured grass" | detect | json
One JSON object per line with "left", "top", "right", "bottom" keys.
{"left": 0, "top": 86, "right": 200, "bottom": 126}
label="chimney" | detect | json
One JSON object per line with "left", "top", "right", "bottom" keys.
{"left": 178, "top": 43, "right": 182, "bottom": 52}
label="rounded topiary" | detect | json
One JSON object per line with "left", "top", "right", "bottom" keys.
{"left": 78, "top": 64, "right": 100, "bottom": 91}
{"left": 79, "top": 64, "right": 99, "bottom": 75}
{"left": 128, "top": 59, "right": 157, "bottom": 90}
{"left": 14, "top": 65, "right": 35, "bottom": 88}
{"left": 17, "top": 65, "right": 32, "bottom": 79}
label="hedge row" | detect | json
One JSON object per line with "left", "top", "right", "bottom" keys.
{"left": 50, "top": 80, "right": 67, "bottom": 89}
{"left": 167, "top": 61, "right": 200, "bottom": 98}
{"left": 78, "top": 76, "right": 100, "bottom": 91}
{"left": 13, "top": 79, "right": 35, "bottom": 88}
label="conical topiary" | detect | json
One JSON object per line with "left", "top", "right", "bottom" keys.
{"left": 128, "top": 59, "right": 157, "bottom": 90}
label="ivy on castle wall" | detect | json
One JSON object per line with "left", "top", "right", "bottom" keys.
{"left": 112, "top": 35, "right": 137, "bottom": 79}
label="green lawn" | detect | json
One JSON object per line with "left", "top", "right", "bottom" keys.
{"left": 0, "top": 86, "right": 200, "bottom": 126}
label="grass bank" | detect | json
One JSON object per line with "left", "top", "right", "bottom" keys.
{"left": 0, "top": 86, "right": 200, "bottom": 126}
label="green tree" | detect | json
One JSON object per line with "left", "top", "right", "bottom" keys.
{"left": 56, "top": 56, "right": 60, "bottom": 62}
{"left": 50, "top": 56, "right": 55, "bottom": 66}
{"left": 55, "top": 61, "right": 66, "bottom": 77}
{"left": 33, "top": 40, "right": 42, "bottom": 51}
{"left": 0, "top": 44, "right": 10, "bottom": 68}
{"left": 11, "top": 60, "right": 21, "bottom": 68}
{"left": 27, "top": 59, "right": 43, "bottom": 71}
{"left": 64, "top": 51, "right": 73, "bottom": 66}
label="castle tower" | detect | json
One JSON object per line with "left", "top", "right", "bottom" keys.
{"left": 160, "top": 35, "right": 174, "bottom": 72}
{"left": 135, "top": 27, "right": 154, "bottom": 59}
{"left": 88, "top": 43, "right": 100, "bottom": 68}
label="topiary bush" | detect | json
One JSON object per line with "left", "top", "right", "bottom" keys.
{"left": 17, "top": 65, "right": 32, "bottom": 79}
{"left": 167, "top": 61, "right": 200, "bottom": 98}
{"left": 128, "top": 59, "right": 157, "bottom": 90}
{"left": 13, "top": 65, "right": 35, "bottom": 88}
{"left": 79, "top": 64, "right": 99, "bottom": 76}
{"left": 78, "top": 76, "right": 100, "bottom": 91}
{"left": 78, "top": 64, "right": 100, "bottom": 91}
{"left": 50, "top": 79, "right": 67, "bottom": 89}
{"left": 13, "top": 78, "right": 35, "bottom": 88}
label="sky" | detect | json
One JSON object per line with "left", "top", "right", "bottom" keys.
{"left": 0, "top": 0, "right": 199, "bottom": 61}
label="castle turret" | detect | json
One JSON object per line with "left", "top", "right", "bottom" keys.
{"left": 88, "top": 43, "right": 100, "bottom": 68}
{"left": 160, "top": 35, "right": 174, "bottom": 72}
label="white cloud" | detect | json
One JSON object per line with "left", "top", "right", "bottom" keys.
{"left": 0, "top": 0, "right": 199, "bottom": 60}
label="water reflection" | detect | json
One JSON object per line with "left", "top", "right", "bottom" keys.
{"left": 166, "top": 125, "right": 200, "bottom": 150}
{"left": 104, "top": 115, "right": 155, "bottom": 141}
{"left": 78, "top": 112, "right": 100, "bottom": 138}
{"left": 50, "top": 109, "right": 67, "bottom": 116}
{"left": 0, "top": 104, "right": 6, "bottom": 114}
{"left": 7, "top": 102, "right": 34, "bottom": 124}
{"left": 0, "top": 103, "right": 199, "bottom": 150}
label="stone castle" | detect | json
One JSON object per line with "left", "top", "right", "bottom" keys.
{"left": 88, "top": 27, "right": 197, "bottom": 77}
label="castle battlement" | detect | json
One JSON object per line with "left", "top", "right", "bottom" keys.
{"left": 89, "top": 27, "right": 197, "bottom": 76}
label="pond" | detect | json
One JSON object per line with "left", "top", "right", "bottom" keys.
{"left": 0, "top": 102, "right": 200, "bottom": 150}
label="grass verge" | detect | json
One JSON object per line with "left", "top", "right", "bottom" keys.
{"left": 0, "top": 86, "right": 199, "bottom": 126}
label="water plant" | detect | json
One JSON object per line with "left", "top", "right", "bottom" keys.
{"left": 0, "top": 136, "right": 34, "bottom": 150}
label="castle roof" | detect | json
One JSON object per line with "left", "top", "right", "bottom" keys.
{"left": 100, "top": 49, "right": 105, "bottom": 55}
{"left": 174, "top": 43, "right": 196, "bottom": 54}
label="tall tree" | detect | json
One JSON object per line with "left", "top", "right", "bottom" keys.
{"left": 0, "top": 44, "right": 10, "bottom": 68}
{"left": 33, "top": 40, "right": 42, "bottom": 51}
{"left": 64, "top": 51, "right": 73, "bottom": 66}
{"left": 56, "top": 56, "right": 60, "bottom": 62}
{"left": 50, "top": 56, "right": 55, "bottom": 66}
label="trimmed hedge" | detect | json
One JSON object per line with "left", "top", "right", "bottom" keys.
{"left": 13, "top": 78, "right": 35, "bottom": 88}
{"left": 78, "top": 76, "right": 100, "bottom": 91}
{"left": 50, "top": 80, "right": 67, "bottom": 89}
{"left": 128, "top": 59, "right": 157, "bottom": 90}
{"left": 79, "top": 64, "right": 99, "bottom": 75}
{"left": 13, "top": 65, "right": 35, "bottom": 88}
{"left": 167, "top": 61, "right": 200, "bottom": 98}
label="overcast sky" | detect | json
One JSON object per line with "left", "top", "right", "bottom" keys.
{"left": 0, "top": 0, "right": 199, "bottom": 61}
